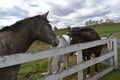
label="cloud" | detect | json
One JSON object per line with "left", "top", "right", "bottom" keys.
{"left": 0, "top": 6, "right": 29, "bottom": 27}
{"left": 0, "top": 7, "right": 29, "bottom": 19}
{"left": 0, "top": 0, "right": 120, "bottom": 29}
{"left": 53, "top": 0, "right": 120, "bottom": 28}
{"left": 47, "top": 0, "right": 84, "bottom": 16}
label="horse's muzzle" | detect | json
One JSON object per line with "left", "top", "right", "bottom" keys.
{"left": 52, "top": 38, "right": 59, "bottom": 47}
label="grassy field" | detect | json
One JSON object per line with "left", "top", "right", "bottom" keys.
{"left": 18, "top": 25, "right": 120, "bottom": 80}
{"left": 95, "top": 25, "right": 120, "bottom": 80}
{"left": 94, "top": 25, "right": 120, "bottom": 38}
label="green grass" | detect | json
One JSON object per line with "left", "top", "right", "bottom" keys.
{"left": 18, "top": 41, "right": 50, "bottom": 80}
{"left": 18, "top": 59, "right": 48, "bottom": 80}
{"left": 100, "top": 48, "right": 120, "bottom": 80}
{"left": 55, "top": 29, "right": 69, "bottom": 35}
{"left": 91, "top": 26, "right": 120, "bottom": 80}
{"left": 95, "top": 26, "right": 120, "bottom": 38}
{"left": 18, "top": 25, "right": 120, "bottom": 80}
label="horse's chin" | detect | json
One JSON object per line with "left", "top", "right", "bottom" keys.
{"left": 51, "top": 39, "right": 59, "bottom": 47}
{"left": 51, "top": 42, "right": 59, "bottom": 47}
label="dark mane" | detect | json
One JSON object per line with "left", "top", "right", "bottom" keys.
{"left": 79, "top": 28, "right": 94, "bottom": 32}
{"left": 11, "top": 20, "right": 25, "bottom": 29}
{"left": 0, "top": 15, "right": 47, "bottom": 32}
{"left": 0, "top": 19, "right": 26, "bottom": 32}
{"left": 70, "top": 27, "right": 94, "bottom": 34}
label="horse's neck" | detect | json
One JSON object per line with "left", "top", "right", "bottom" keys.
{"left": 0, "top": 28, "right": 35, "bottom": 55}
{"left": 14, "top": 28, "right": 35, "bottom": 52}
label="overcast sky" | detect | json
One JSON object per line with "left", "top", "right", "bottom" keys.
{"left": 0, "top": 0, "right": 120, "bottom": 29}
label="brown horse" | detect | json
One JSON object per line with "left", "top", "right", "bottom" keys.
{"left": 68, "top": 27, "right": 102, "bottom": 77}
{"left": 0, "top": 12, "right": 59, "bottom": 80}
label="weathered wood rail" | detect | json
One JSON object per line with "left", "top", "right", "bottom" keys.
{"left": 0, "top": 38, "right": 118, "bottom": 80}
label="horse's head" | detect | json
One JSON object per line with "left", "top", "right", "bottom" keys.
{"left": 30, "top": 12, "right": 59, "bottom": 47}
{"left": 57, "top": 35, "right": 69, "bottom": 47}
{"left": 67, "top": 28, "right": 82, "bottom": 45}
{"left": 67, "top": 27, "right": 80, "bottom": 38}
{"left": 67, "top": 30, "right": 79, "bottom": 40}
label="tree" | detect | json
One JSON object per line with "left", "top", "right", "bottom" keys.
{"left": 105, "top": 19, "right": 113, "bottom": 26}
{"left": 105, "top": 19, "right": 113, "bottom": 23}
{"left": 54, "top": 26, "right": 59, "bottom": 31}
{"left": 100, "top": 19, "right": 103, "bottom": 24}
{"left": 85, "top": 21, "right": 89, "bottom": 26}
{"left": 88, "top": 20, "right": 93, "bottom": 26}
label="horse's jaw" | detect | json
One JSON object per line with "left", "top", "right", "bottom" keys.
{"left": 51, "top": 38, "right": 59, "bottom": 47}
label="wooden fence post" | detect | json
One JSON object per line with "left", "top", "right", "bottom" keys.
{"left": 107, "top": 37, "right": 114, "bottom": 67}
{"left": 113, "top": 38, "right": 118, "bottom": 70}
{"left": 77, "top": 50, "right": 83, "bottom": 80}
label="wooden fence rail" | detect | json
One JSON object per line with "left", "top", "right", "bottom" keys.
{"left": 0, "top": 38, "right": 118, "bottom": 80}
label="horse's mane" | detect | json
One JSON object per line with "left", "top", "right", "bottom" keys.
{"left": 70, "top": 27, "right": 95, "bottom": 37}
{"left": 79, "top": 28, "right": 94, "bottom": 32}
{"left": 0, "top": 20, "right": 25, "bottom": 32}
{"left": 0, "top": 15, "right": 46, "bottom": 32}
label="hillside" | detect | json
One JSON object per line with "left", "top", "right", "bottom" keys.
{"left": 55, "top": 25, "right": 120, "bottom": 38}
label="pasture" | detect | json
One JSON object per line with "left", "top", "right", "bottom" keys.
{"left": 18, "top": 25, "right": 120, "bottom": 80}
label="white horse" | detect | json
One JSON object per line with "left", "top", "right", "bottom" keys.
{"left": 48, "top": 35, "right": 70, "bottom": 75}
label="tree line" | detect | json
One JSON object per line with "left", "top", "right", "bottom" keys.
{"left": 54, "top": 19, "right": 120, "bottom": 31}
{"left": 85, "top": 19, "right": 120, "bottom": 27}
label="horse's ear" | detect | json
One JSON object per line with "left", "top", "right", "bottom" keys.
{"left": 42, "top": 11, "right": 49, "bottom": 18}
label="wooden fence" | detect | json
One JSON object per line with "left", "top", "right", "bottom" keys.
{"left": 0, "top": 38, "right": 118, "bottom": 80}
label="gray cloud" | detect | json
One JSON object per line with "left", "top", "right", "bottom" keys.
{"left": 49, "top": 0, "right": 120, "bottom": 28}
{"left": 48, "top": 0, "right": 85, "bottom": 16}
{"left": 78, "top": 9, "right": 110, "bottom": 20}
{"left": 0, "top": 6, "right": 29, "bottom": 19}
{"left": 0, "top": 0, "right": 119, "bottom": 29}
